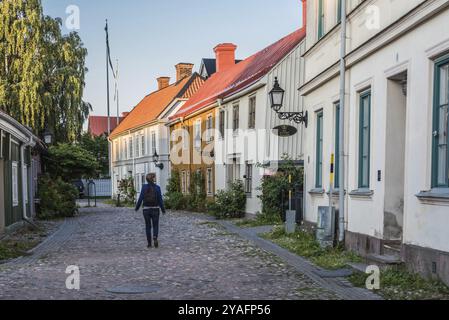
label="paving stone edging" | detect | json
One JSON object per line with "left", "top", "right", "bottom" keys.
{"left": 215, "top": 220, "right": 383, "bottom": 301}
{"left": 3, "top": 218, "right": 78, "bottom": 267}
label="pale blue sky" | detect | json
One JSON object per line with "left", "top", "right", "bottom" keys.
{"left": 42, "top": 0, "right": 303, "bottom": 117}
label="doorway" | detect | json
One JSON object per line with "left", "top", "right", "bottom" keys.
{"left": 384, "top": 71, "right": 407, "bottom": 241}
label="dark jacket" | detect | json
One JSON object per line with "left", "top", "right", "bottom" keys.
{"left": 135, "top": 183, "right": 166, "bottom": 213}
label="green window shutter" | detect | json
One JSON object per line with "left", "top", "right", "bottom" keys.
{"left": 316, "top": 111, "right": 324, "bottom": 188}
{"left": 318, "top": 0, "right": 325, "bottom": 39}
{"left": 335, "top": 102, "right": 340, "bottom": 188}
{"left": 432, "top": 57, "right": 449, "bottom": 188}
{"left": 359, "top": 91, "right": 371, "bottom": 189}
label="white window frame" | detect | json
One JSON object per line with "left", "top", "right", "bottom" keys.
{"left": 206, "top": 114, "right": 213, "bottom": 143}
{"left": 194, "top": 119, "right": 202, "bottom": 151}
{"left": 181, "top": 171, "right": 187, "bottom": 194}
{"left": 12, "top": 161, "right": 19, "bottom": 207}
{"left": 23, "top": 165, "right": 28, "bottom": 204}
{"left": 206, "top": 168, "right": 213, "bottom": 196}
{"left": 151, "top": 131, "right": 157, "bottom": 155}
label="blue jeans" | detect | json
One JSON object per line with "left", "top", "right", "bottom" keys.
{"left": 143, "top": 209, "right": 160, "bottom": 243}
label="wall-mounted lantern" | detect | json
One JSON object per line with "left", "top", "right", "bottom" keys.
{"left": 269, "top": 77, "right": 308, "bottom": 127}
{"left": 153, "top": 151, "right": 164, "bottom": 170}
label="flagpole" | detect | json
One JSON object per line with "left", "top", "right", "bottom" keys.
{"left": 106, "top": 19, "right": 111, "bottom": 135}
{"left": 116, "top": 59, "right": 120, "bottom": 126}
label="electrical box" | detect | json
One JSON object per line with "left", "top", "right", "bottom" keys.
{"left": 316, "top": 206, "right": 336, "bottom": 248}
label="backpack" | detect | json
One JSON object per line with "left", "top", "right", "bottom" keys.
{"left": 143, "top": 184, "right": 158, "bottom": 207}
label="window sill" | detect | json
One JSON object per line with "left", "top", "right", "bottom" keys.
{"left": 349, "top": 189, "right": 374, "bottom": 199}
{"left": 326, "top": 189, "right": 347, "bottom": 197}
{"left": 309, "top": 188, "right": 325, "bottom": 196}
{"left": 416, "top": 189, "right": 449, "bottom": 206}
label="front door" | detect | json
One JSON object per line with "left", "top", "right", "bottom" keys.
{"left": 384, "top": 72, "right": 407, "bottom": 241}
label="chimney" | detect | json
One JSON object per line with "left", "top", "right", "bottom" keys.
{"left": 175, "top": 63, "right": 194, "bottom": 82}
{"left": 121, "top": 112, "right": 129, "bottom": 118}
{"left": 157, "top": 77, "right": 170, "bottom": 90}
{"left": 214, "top": 43, "right": 237, "bottom": 73}
{"left": 302, "top": 0, "right": 307, "bottom": 29}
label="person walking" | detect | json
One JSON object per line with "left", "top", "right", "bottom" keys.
{"left": 135, "top": 173, "right": 166, "bottom": 248}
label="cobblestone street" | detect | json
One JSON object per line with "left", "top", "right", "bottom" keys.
{"left": 0, "top": 206, "right": 343, "bottom": 300}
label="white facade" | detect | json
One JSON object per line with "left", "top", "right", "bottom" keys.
{"left": 215, "top": 40, "right": 306, "bottom": 215}
{"left": 300, "top": 0, "right": 449, "bottom": 282}
{"left": 110, "top": 100, "right": 185, "bottom": 197}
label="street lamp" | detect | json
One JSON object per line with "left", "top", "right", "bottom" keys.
{"left": 43, "top": 128, "right": 53, "bottom": 145}
{"left": 153, "top": 151, "right": 164, "bottom": 170}
{"left": 269, "top": 77, "right": 308, "bottom": 127}
{"left": 269, "top": 77, "right": 285, "bottom": 112}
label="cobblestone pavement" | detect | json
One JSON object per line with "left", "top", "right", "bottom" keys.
{"left": 0, "top": 206, "right": 341, "bottom": 300}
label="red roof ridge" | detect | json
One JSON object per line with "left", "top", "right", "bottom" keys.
{"left": 170, "top": 28, "right": 306, "bottom": 121}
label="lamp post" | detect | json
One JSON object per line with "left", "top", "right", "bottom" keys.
{"left": 269, "top": 77, "right": 308, "bottom": 127}
{"left": 153, "top": 151, "right": 164, "bottom": 170}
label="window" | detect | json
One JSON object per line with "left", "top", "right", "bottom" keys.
{"left": 432, "top": 57, "right": 449, "bottom": 188}
{"left": 248, "top": 96, "right": 256, "bottom": 129}
{"left": 318, "top": 0, "right": 325, "bottom": 39}
{"left": 219, "top": 110, "right": 225, "bottom": 139}
{"left": 337, "top": 0, "right": 342, "bottom": 23}
{"left": 12, "top": 162, "right": 19, "bottom": 207}
{"left": 245, "top": 162, "right": 253, "bottom": 195}
{"left": 316, "top": 111, "right": 324, "bottom": 188}
{"left": 135, "top": 136, "right": 140, "bottom": 158}
{"left": 24, "top": 166, "right": 28, "bottom": 204}
{"left": 181, "top": 171, "right": 187, "bottom": 194}
{"left": 151, "top": 132, "right": 157, "bottom": 155}
{"left": 129, "top": 137, "right": 133, "bottom": 159}
{"left": 206, "top": 168, "right": 213, "bottom": 196}
{"left": 114, "top": 141, "right": 119, "bottom": 161}
{"left": 123, "top": 139, "right": 128, "bottom": 159}
{"left": 194, "top": 119, "right": 202, "bottom": 150}
{"left": 141, "top": 135, "right": 145, "bottom": 156}
{"left": 206, "top": 115, "right": 213, "bottom": 142}
{"left": 186, "top": 171, "right": 191, "bottom": 194}
{"left": 233, "top": 104, "right": 239, "bottom": 132}
{"left": 335, "top": 102, "right": 340, "bottom": 188}
{"left": 359, "top": 91, "right": 371, "bottom": 189}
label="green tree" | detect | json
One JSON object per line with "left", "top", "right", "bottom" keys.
{"left": 0, "top": 0, "right": 90, "bottom": 143}
{"left": 80, "top": 133, "right": 109, "bottom": 177}
{"left": 46, "top": 143, "right": 98, "bottom": 181}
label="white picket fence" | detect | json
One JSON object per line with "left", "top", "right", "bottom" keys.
{"left": 83, "top": 179, "right": 112, "bottom": 197}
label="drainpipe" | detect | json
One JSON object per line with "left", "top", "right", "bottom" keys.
{"left": 338, "top": 0, "right": 347, "bottom": 243}
{"left": 21, "top": 137, "right": 38, "bottom": 228}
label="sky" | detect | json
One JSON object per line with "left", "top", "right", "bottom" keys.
{"left": 42, "top": 0, "right": 303, "bottom": 117}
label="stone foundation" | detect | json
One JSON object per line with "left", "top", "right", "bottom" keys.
{"left": 403, "top": 244, "right": 449, "bottom": 286}
{"left": 345, "top": 230, "right": 383, "bottom": 257}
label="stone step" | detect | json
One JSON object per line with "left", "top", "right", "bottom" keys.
{"left": 383, "top": 243, "right": 402, "bottom": 256}
{"left": 366, "top": 254, "right": 403, "bottom": 269}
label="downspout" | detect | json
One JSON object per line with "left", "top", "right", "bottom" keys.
{"left": 338, "top": 0, "right": 347, "bottom": 243}
{"left": 21, "top": 137, "right": 38, "bottom": 228}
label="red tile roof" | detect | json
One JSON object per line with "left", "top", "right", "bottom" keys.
{"left": 88, "top": 116, "right": 124, "bottom": 137}
{"left": 171, "top": 28, "right": 306, "bottom": 120}
{"left": 110, "top": 73, "right": 205, "bottom": 139}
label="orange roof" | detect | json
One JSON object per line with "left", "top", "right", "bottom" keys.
{"left": 171, "top": 28, "right": 306, "bottom": 120}
{"left": 110, "top": 74, "right": 205, "bottom": 138}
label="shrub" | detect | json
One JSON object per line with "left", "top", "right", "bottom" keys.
{"left": 210, "top": 180, "right": 247, "bottom": 219}
{"left": 257, "top": 155, "right": 304, "bottom": 221}
{"left": 37, "top": 174, "right": 78, "bottom": 219}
